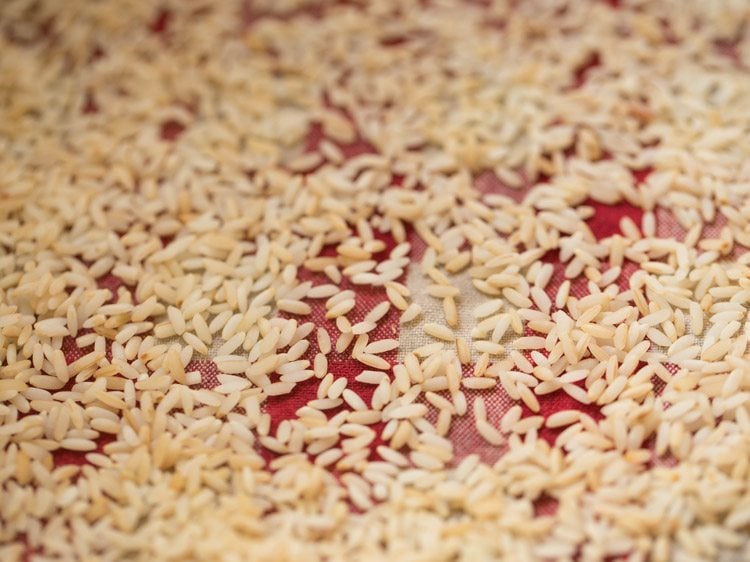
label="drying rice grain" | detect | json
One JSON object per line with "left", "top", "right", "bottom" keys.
{"left": 423, "top": 323, "right": 455, "bottom": 342}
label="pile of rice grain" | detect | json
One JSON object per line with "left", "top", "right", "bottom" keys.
{"left": 2, "top": 0, "right": 750, "bottom": 560}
